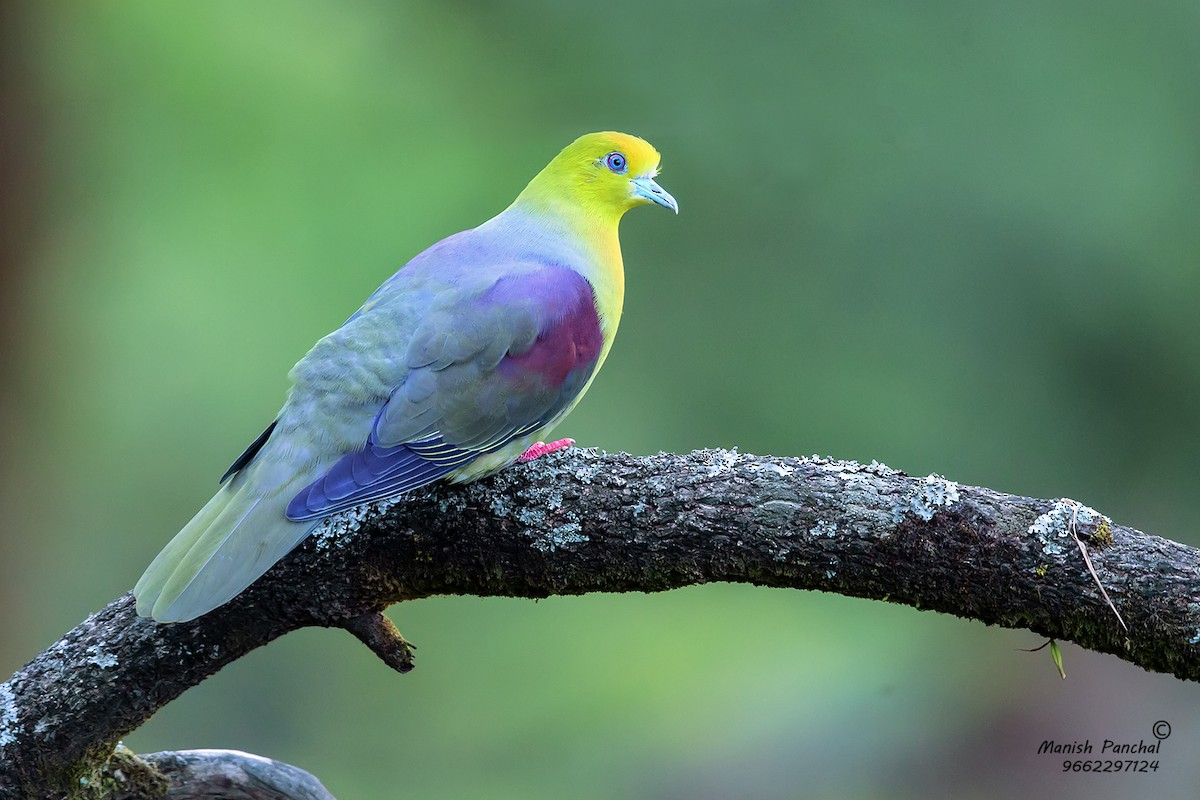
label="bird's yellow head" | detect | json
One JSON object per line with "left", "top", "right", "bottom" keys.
{"left": 517, "top": 131, "right": 678, "bottom": 223}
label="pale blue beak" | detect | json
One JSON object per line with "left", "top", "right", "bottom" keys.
{"left": 631, "top": 176, "right": 679, "bottom": 213}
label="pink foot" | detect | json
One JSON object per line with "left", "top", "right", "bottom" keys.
{"left": 519, "top": 438, "right": 575, "bottom": 463}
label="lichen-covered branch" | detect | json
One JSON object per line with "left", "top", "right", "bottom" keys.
{"left": 139, "top": 749, "right": 336, "bottom": 799}
{"left": 3, "top": 448, "right": 1200, "bottom": 799}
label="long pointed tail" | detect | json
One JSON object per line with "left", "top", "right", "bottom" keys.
{"left": 134, "top": 471, "right": 314, "bottom": 622}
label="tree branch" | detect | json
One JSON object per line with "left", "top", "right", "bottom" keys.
{"left": 139, "top": 749, "right": 335, "bottom": 799}
{"left": 3, "top": 448, "right": 1199, "bottom": 798}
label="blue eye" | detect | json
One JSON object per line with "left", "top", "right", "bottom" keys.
{"left": 604, "top": 152, "right": 628, "bottom": 174}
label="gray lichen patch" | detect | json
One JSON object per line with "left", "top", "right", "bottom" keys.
{"left": 85, "top": 644, "right": 118, "bottom": 670}
{"left": 811, "top": 455, "right": 869, "bottom": 478}
{"left": 312, "top": 497, "right": 399, "bottom": 549}
{"left": 519, "top": 445, "right": 609, "bottom": 485}
{"left": 895, "top": 474, "right": 961, "bottom": 522}
{"left": 866, "top": 459, "right": 900, "bottom": 477}
{"left": 752, "top": 461, "right": 795, "bottom": 479}
{"left": 1028, "top": 498, "right": 1111, "bottom": 557}
{"left": 0, "top": 683, "right": 17, "bottom": 750}
{"left": 807, "top": 455, "right": 903, "bottom": 481}
{"left": 513, "top": 484, "right": 582, "bottom": 530}
{"left": 701, "top": 448, "right": 742, "bottom": 475}
{"left": 310, "top": 518, "right": 354, "bottom": 550}
{"left": 828, "top": 455, "right": 894, "bottom": 474}
{"left": 810, "top": 519, "right": 839, "bottom": 538}
{"left": 527, "top": 521, "right": 589, "bottom": 553}
{"left": 489, "top": 495, "right": 513, "bottom": 518}
{"left": 433, "top": 492, "right": 468, "bottom": 514}
{"left": 515, "top": 507, "right": 546, "bottom": 528}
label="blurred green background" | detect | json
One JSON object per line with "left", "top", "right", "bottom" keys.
{"left": 3, "top": 1, "right": 1200, "bottom": 798}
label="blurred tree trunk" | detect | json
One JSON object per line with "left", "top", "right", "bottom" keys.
{"left": 0, "top": 0, "right": 45, "bottom": 665}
